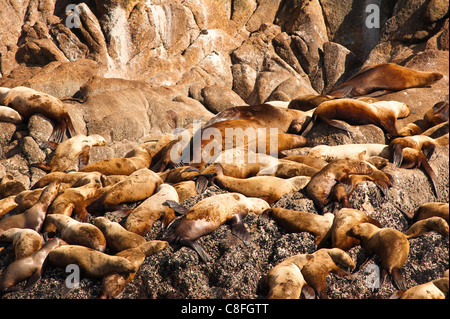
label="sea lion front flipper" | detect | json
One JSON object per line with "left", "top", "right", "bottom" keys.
{"left": 24, "top": 270, "right": 42, "bottom": 290}
{"left": 390, "top": 143, "right": 404, "bottom": 167}
{"left": 318, "top": 116, "right": 355, "bottom": 136}
{"left": 78, "top": 145, "right": 91, "bottom": 170}
{"left": 421, "top": 141, "right": 436, "bottom": 160}
{"left": 229, "top": 212, "right": 251, "bottom": 245}
{"left": 178, "top": 238, "right": 211, "bottom": 263}
{"left": 391, "top": 268, "right": 406, "bottom": 291}
{"left": 194, "top": 175, "right": 211, "bottom": 194}
{"left": 163, "top": 200, "right": 188, "bottom": 216}
{"left": 301, "top": 284, "right": 316, "bottom": 299}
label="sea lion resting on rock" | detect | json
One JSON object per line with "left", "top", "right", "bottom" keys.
{"left": 0, "top": 86, "right": 77, "bottom": 144}
{"left": 162, "top": 193, "right": 270, "bottom": 262}
{"left": 326, "top": 63, "right": 443, "bottom": 98}
{"left": 0, "top": 228, "right": 43, "bottom": 260}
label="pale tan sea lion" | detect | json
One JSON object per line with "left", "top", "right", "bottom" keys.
{"left": 0, "top": 228, "right": 43, "bottom": 260}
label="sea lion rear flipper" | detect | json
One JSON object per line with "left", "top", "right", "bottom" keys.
{"left": 178, "top": 238, "right": 211, "bottom": 263}
{"left": 163, "top": 200, "right": 188, "bottom": 216}
{"left": 229, "top": 212, "right": 251, "bottom": 245}
{"left": 298, "top": 115, "right": 314, "bottom": 136}
{"left": 391, "top": 268, "right": 406, "bottom": 291}
{"left": 390, "top": 143, "right": 404, "bottom": 167}
{"left": 301, "top": 284, "right": 316, "bottom": 299}
{"left": 417, "top": 155, "right": 439, "bottom": 197}
{"left": 194, "top": 175, "right": 211, "bottom": 194}
{"left": 24, "top": 270, "right": 42, "bottom": 290}
{"left": 78, "top": 145, "right": 90, "bottom": 170}
{"left": 29, "top": 163, "right": 52, "bottom": 172}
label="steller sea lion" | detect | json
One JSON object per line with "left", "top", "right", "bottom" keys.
{"left": 396, "top": 276, "right": 449, "bottom": 299}
{"left": 80, "top": 146, "right": 152, "bottom": 176}
{"left": 280, "top": 154, "right": 329, "bottom": 170}
{"left": 30, "top": 134, "right": 106, "bottom": 172}
{"left": 256, "top": 160, "right": 319, "bottom": 178}
{"left": 326, "top": 63, "right": 443, "bottom": 98}
{"left": 100, "top": 240, "right": 169, "bottom": 299}
{"left": 299, "top": 99, "right": 411, "bottom": 136}
{"left": 424, "top": 101, "right": 449, "bottom": 128}
{"left": 401, "top": 202, "right": 449, "bottom": 223}
{"left": 173, "top": 180, "right": 198, "bottom": 202}
{"left": 330, "top": 208, "right": 383, "bottom": 251}
{"left": 262, "top": 208, "right": 334, "bottom": 247}
{"left": 93, "top": 217, "right": 147, "bottom": 253}
{"left": 348, "top": 223, "right": 409, "bottom": 290}
{"left": 389, "top": 134, "right": 440, "bottom": 167}
{"left": 124, "top": 184, "right": 179, "bottom": 235}
{"left": 0, "top": 105, "right": 23, "bottom": 124}
{"left": 263, "top": 253, "right": 315, "bottom": 299}
{"left": 0, "top": 181, "right": 61, "bottom": 234}
{"left": 0, "top": 238, "right": 62, "bottom": 294}
{"left": 48, "top": 245, "right": 137, "bottom": 279}
{"left": 300, "top": 248, "right": 355, "bottom": 299}
{"left": 0, "top": 174, "right": 26, "bottom": 198}
{"left": 403, "top": 216, "right": 449, "bottom": 239}
{"left": 44, "top": 214, "right": 106, "bottom": 252}
{"left": 162, "top": 193, "right": 270, "bottom": 262}
{"left": 287, "top": 94, "right": 335, "bottom": 111}
{"left": 0, "top": 86, "right": 77, "bottom": 144}
{"left": 157, "top": 166, "right": 200, "bottom": 184}
{"left": 306, "top": 159, "right": 376, "bottom": 212}
{"left": 0, "top": 228, "right": 43, "bottom": 260}
{"left": 307, "top": 143, "right": 390, "bottom": 162}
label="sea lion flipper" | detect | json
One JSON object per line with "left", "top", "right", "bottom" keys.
{"left": 194, "top": 175, "right": 210, "bottom": 194}
{"left": 391, "top": 268, "right": 407, "bottom": 291}
{"left": 421, "top": 141, "right": 436, "bottom": 160}
{"left": 391, "top": 143, "right": 404, "bottom": 167}
{"left": 301, "top": 284, "right": 316, "bottom": 299}
{"left": 417, "top": 155, "right": 439, "bottom": 197}
{"left": 319, "top": 116, "right": 354, "bottom": 135}
{"left": 328, "top": 85, "right": 354, "bottom": 98}
{"left": 78, "top": 145, "right": 91, "bottom": 169}
{"left": 163, "top": 200, "right": 188, "bottom": 216}
{"left": 229, "top": 213, "right": 251, "bottom": 245}
{"left": 24, "top": 270, "right": 42, "bottom": 290}
{"left": 178, "top": 238, "right": 211, "bottom": 263}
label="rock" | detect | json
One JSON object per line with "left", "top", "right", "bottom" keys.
{"left": 200, "top": 85, "right": 247, "bottom": 113}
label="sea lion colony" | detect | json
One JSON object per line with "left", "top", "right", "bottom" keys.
{"left": 0, "top": 63, "right": 448, "bottom": 299}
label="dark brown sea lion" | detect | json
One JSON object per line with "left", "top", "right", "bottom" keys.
{"left": 162, "top": 193, "right": 270, "bottom": 262}
{"left": 326, "top": 63, "right": 443, "bottom": 98}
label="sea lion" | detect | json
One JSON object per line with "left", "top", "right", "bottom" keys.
{"left": 256, "top": 160, "right": 319, "bottom": 178}
{"left": 80, "top": 146, "right": 152, "bottom": 176}
{"left": 288, "top": 94, "right": 335, "bottom": 111}
{"left": 173, "top": 181, "right": 198, "bottom": 202}
{"left": 31, "top": 171, "right": 104, "bottom": 189}
{"left": 263, "top": 253, "right": 315, "bottom": 299}
{"left": 162, "top": 193, "right": 270, "bottom": 262}
{"left": 243, "top": 133, "right": 311, "bottom": 157}
{"left": 330, "top": 208, "right": 382, "bottom": 251}
{"left": 389, "top": 135, "right": 439, "bottom": 167}
{"left": 348, "top": 223, "right": 409, "bottom": 290}
{"left": 402, "top": 202, "right": 449, "bottom": 223}
{"left": 31, "top": 134, "right": 106, "bottom": 172}
{"left": 0, "top": 86, "right": 77, "bottom": 143}
{"left": 43, "top": 173, "right": 103, "bottom": 229}
{"left": 396, "top": 276, "right": 449, "bottom": 299}
{"left": 0, "top": 174, "right": 26, "bottom": 198}
{"left": 262, "top": 208, "right": 334, "bottom": 247}
{"left": 0, "top": 181, "right": 61, "bottom": 234}
{"left": 158, "top": 166, "right": 200, "bottom": 184}
{"left": 44, "top": 214, "right": 106, "bottom": 251}
{"left": 306, "top": 159, "right": 376, "bottom": 212}
{"left": 330, "top": 170, "right": 393, "bottom": 208}
{"left": 124, "top": 184, "right": 179, "bottom": 235}
{"left": 0, "top": 196, "right": 19, "bottom": 218}
{"left": 281, "top": 155, "right": 329, "bottom": 170}
{"left": 212, "top": 166, "right": 310, "bottom": 204}
{"left": 100, "top": 240, "right": 168, "bottom": 299}
{"left": 422, "top": 121, "right": 449, "bottom": 139}
{"left": 307, "top": 144, "right": 390, "bottom": 162}
{"left": 0, "top": 238, "right": 62, "bottom": 294}
{"left": 93, "top": 217, "right": 146, "bottom": 253}
{"left": 424, "top": 101, "right": 449, "bottom": 128}
{"left": 0, "top": 228, "right": 43, "bottom": 260}
{"left": 48, "top": 245, "right": 137, "bottom": 278}
{"left": 88, "top": 168, "right": 163, "bottom": 214}
{"left": 0, "top": 105, "right": 23, "bottom": 124}
{"left": 403, "top": 216, "right": 449, "bottom": 239}
{"left": 326, "top": 63, "right": 443, "bottom": 98}
{"left": 299, "top": 99, "right": 411, "bottom": 136}
{"left": 300, "top": 248, "right": 355, "bottom": 299}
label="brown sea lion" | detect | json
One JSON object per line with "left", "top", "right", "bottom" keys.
{"left": 0, "top": 86, "right": 77, "bottom": 143}
{"left": 263, "top": 253, "right": 315, "bottom": 299}
{"left": 262, "top": 208, "right": 334, "bottom": 247}
{"left": 281, "top": 155, "right": 329, "bottom": 170}
{"left": 326, "top": 63, "right": 443, "bottom": 98}
{"left": 30, "top": 134, "right": 106, "bottom": 172}
{"left": 0, "top": 196, "right": 19, "bottom": 219}
{"left": 44, "top": 214, "right": 106, "bottom": 252}
{"left": 93, "top": 217, "right": 146, "bottom": 253}
{"left": 424, "top": 101, "right": 449, "bottom": 128}
{"left": 300, "top": 99, "right": 411, "bottom": 136}
{"left": 389, "top": 135, "right": 439, "bottom": 167}
{"left": 80, "top": 146, "right": 152, "bottom": 176}
{"left": 288, "top": 94, "right": 335, "bottom": 111}
{"left": 330, "top": 208, "right": 383, "bottom": 251}
{"left": 0, "top": 182, "right": 61, "bottom": 234}
{"left": 100, "top": 240, "right": 169, "bottom": 299}
{"left": 0, "top": 228, "right": 43, "bottom": 260}
{"left": 402, "top": 202, "right": 449, "bottom": 223}
{"left": 48, "top": 245, "right": 137, "bottom": 278}
{"left": 307, "top": 144, "right": 390, "bottom": 162}
{"left": 173, "top": 181, "right": 198, "bottom": 202}
{"left": 300, "top": 248, "right": 355, "bottom": 299}
{"left": 256, "top": 160, "right": 319, "bottom": 178}
{"left": 31, "top": 171, "right": 104, "bottom": 189}
{"left": 397, "top": 276, "right": 449, "bottom": 299}
{"left": 162, "top": 193, "right": 270, "bottom": 262}
{"left": 212, "top": 166, "right": 310, "bottom": 204}
{"left": 87, "top": 168, "right": 163, "bottom": 214}
{"left": 305, "top": 159, "right": 376, "bottom": 212}
{"left": 403, "top": 216, "right": 449, "bottom": 239}
{"left": 157, "top": 166, "right": 200, "bottom": 184}
{"left": 124, "top": 184, "right": 179, "bottom": 235}
{"left": 0, "top": 105, "right": 23, "bottom": 124}
{"left": 0, "top": 238, "right": 62, "bottom": 294}
{"left": 348, "top": 223, "right": 409, "bottom": 290}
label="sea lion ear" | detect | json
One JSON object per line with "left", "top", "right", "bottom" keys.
{"left": 163, "top": 200, "right": 188, "bottom": 216}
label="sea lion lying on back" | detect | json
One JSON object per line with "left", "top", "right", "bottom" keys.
{"left": 326, "top": 63, "right": 443, "bottom": 98}
{"left": 0, "top": 86, "right": 77, "bottom": 144}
